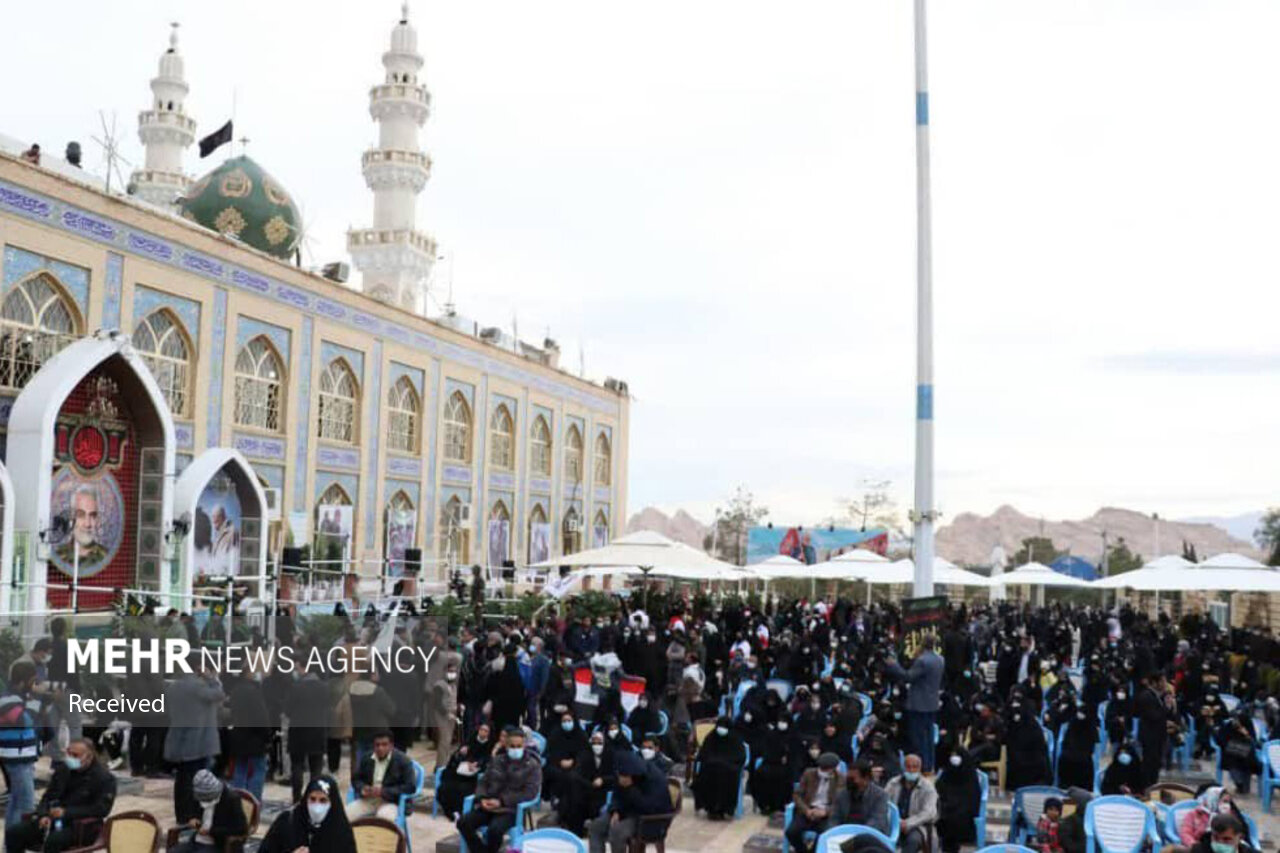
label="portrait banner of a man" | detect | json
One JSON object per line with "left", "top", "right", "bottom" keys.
{"left": 48, "top": 467, "right": 126, "bottom": 578}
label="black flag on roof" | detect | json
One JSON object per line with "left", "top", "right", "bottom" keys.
{"left": 198, "top": 120, "right": 233, "bottom": 158}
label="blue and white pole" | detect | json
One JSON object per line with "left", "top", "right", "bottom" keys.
{"left": 912, "top": 0, "right": 936, "bottom": 598}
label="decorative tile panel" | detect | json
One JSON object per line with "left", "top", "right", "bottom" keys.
{"left": 234, "top": 432, "right": 287, "bottom": 461}
{"left": 207, "top": 289, "right": 228, "bottom": 447}
{"left": 387, "top": 455, "right": 422, "bottom": 478}
{"left": 594, "top": 486, "right": 612, "bottom": 502}
{"left": 235, "top": 316, "right": 291, "bottom": 363}
{"left": 424, "top": 360, "right": 440, "bottom": 540}
{"left": 132, "top": 285, "right": 201, "bottom": 345}
{"left": 389, "top": 362, "right": 424, "bottom": 396}
{"left": 174, "top": 422, "right": 195, "bottom": 450}
{"left": 0, "top": 396, "right": 14, "bottom": 427}
{"left": 253, "top": 463, "right": 285, "bottom": 491}
{"left": 363, "top": 341, "right": 382, "bottom": 549}
{"left": 292, "top": 315, "right": 313, "bottom": 512}
{"left": 3, "top": 245, "right": 91, "bottom": 317}
{"left": 529, "top": 477, "right": 552, "bottom": 494}
{"left": 489, "top": 471, "right": 517, "bottom": 490}
{"left": 442, "top": 465, "right": 471, "bottom": 486}
{"left": 317, "top": 444, "right": 360, "bottom": 470}
{"left": 320, "top": 341, "right": 365, "bottom": 378}
{"left": 103, "top": 252, "right": 123, "bottom": 329}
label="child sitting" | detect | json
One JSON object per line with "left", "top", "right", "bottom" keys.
{"left": 1037, "top": 797, "right": 1064, "bottom": 853}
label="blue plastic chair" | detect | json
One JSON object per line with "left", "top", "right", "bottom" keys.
{"left": 783, "top": 803, "right": 900, "bottom": 853}
{"left": 527, "top": 731, "right": 547, "bottom": 764}
{"left": 813, "top": 808, "right": 901, "bottom": 853}
{"left": 1262, "top": 739, "right": 1280, "bottom": 812}
{"left": 1084, "top": 795, "right": 1160, "bottom": 853}
{"left": 974, "top": 846, "right": 1040, "bottom": 853}
{"left": 766, "top": 678, "right": 794, "bottom": 703}
{"left": 515, "top": 827, "right": 587, "bottom": 852}
{"left": 853, "top": 692, "right": 873, "bottom": 720}
{"left": 653, "top": 710, "right": 669, "bottom": 738}
{"left": 459, "top": 790, "right": 541, "bottom": 853}
{"left": 1009, "top": 786, "right": 1066, "bottom": 844}
{"left": 1220, "top": 694, "right": 1241, "bottom": 714}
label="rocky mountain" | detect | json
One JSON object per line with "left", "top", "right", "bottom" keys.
{"left": 937, "top": 504, "right": 1260, "bottom": 567}
{"left": 626, "top": 507, "right": 709, "bottom": 549}
{"left": 1177, "top": 511, "right": 1264, "bottom": 546}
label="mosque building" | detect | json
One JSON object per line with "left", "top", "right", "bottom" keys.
{"left": 0, "top": 4, "right": 630, "bottom": 638}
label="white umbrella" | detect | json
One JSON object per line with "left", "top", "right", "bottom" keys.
{"left": 831, "top": 549, "right": 891, "bottom": 564}
{"left": 1093, "top": 554, "right": 1192, "bottom": 589}
{"left": 1098, "top": 552, "right": 1280, "bottom": 592}
{"left": 1000, "top": 561, "right": 1091, "bottom": 587}
{"left": 808, "top": 548, "right": 891, "bottom": 581}
{"left": 529, "top": 530, "right": 742, "bottom": 597}
{"left": 746, "top": 554, "right": 812, "bottom": 580}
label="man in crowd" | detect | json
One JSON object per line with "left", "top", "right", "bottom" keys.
{"left": 347, "top": 730, "right": 417, "bottom": 821}
{"left": 456, "top": 726, "right": 542, "bottom": 853}
{"left": 588, "top": 750, "right": 673, "bottom": 853}
{"left": 0, "top": 662, "right": 42, "bottom": 829}
{"left": 884, "top": 754, "right": 937, "bottom": 853}
{"left": 4, "top": 739, "right": 115, "bottom": 853}
{"left": 786, "top": 752, "right": 847, "bottom": 853}
{"left": 885, "top": 635, "right": 944, "bottom": 772}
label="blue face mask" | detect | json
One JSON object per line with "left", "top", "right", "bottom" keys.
{"left": 903, "top": 770, "right": 920, "bottom": 783}
{"left": 562, "top": 720, "right": 575, "bottom": 731}
{"left": 1117, "top": 752, "right": 1132, "bottom": 766}
{"left": 1211, "top": 843, "right": 1236, "bottom": 853}
{"left": 508, "top": 747, "right": 524, "bottom": 760}
{"left": 715, "top": 726, "right": 728, "bottom": 736}
{"left": 64, "top": 756, "right": 82, "bottom": 771}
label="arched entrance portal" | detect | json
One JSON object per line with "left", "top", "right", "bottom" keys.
{"left": 6, "top": 333, "right": 175, "bottom": 640}
{"left": 172, "top": 449, "right": 268, "bottom": 598}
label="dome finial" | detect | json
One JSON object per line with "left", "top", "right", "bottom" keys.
{"left": 400, "top": 1, "right": 409, "bottom": 23}
{"left": 168, "top": 21, "right": 179, "bottom": 52}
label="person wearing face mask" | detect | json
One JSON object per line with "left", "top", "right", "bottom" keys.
{"left": 1188, "top": 813, "right": 1261, "bottom": 853}
{"left": 883, "top": 635, "right": 944, "bottom": 774}
{"left": 544, "top": 709, "right": 588, "bottom": 804}
{"left": 1005, "top": 704, "right": 1052, "bottom": 791}
{"left": 935, "top": 750, "right": 982, "bottom": 853}
{"left": 786, "top": 752, "right": 850, "bottom": 853}
{"left": 164, "top": 659, "right": 227, "bottom": 826}
{"left": 456, "top": 727, "right": 543, "bottom": 853}
{"left": 260, "top": 776, "right": 356, "bottom": 853}
{"left": 1055, "top": 704, "right": 1101, "bottom": 791}
{"left": 588, "top": 750, "right": 674, "bottom": 853}
{"left": 1179, "top": 787, "right": 1245, "bottom": 849}
{"left": 819, "top": 718, "right": 854, "bottom": 766}
{"left": 638, "top": 736, "right": 674, "bottom": 774}
{"left": 692, "top": 716, "right": 747, "bottom": 820}
{"left": 0, "top": 661, "right": 43, "bottom": 830}
{"left": 1099, "top": 741, "right": 1144, "bottom": 796}
{"left": 748, "top": 716, "right": 793, "bottom": 815}
{"left": 483, "top": 643, "right": 528, "bottom": 733}
{"left": 600, "top": 714, "right": 633, "bottom": 758}
{"left": 626, "top": 692, "right": 661, "bottom": 740}
{"left": 884, "top": 754, "right": 938, "bottom": 853}
{"left": 436, "top": 722, "right": 494, "bottom": 820}
{"left": 565, "top": 731, "right": 618, "bottom": 834}
{"left": 4, "top": 738, "right": 115, "bottom": 853}
{"left": 1134, "top": 671, "right": 1173, "bottom": 790}
{"left": 1104, "top": 685, "right": 1133, "bottom": 750}
{"left": 168, "top": 769, "right": 248, "bottom": 852}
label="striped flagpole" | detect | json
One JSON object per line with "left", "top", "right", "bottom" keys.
{"left": 912, "top": 0, "right": 936, "bottom": 598}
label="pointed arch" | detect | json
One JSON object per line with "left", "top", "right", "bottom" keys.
{"left": 314, "top": 482, "right": 354, "bottom": 564}
{"left": 489, "top": 403, "right": 515, "bottom": 470}
{"left": 234, "top": 335, "right": 285, "bottom": 432}
{"left": 439, "top": 494, "right": 469, "bottom": 563}
{"left": 563, "top": 506, "right": 582, "bottom": 556}
{"left": 564, "top": 424, "right": 583, "bottom": 486}
{"left": 385, "top": 489, "right": 416, "bottom": 572}
{"left": 0, "top": 272, "right": 83, "bottom": 391}
{"left": 443, "top": 391, "right": 472, "bottom": 463}
{"left": 488, "top": 499, "right": 511, "bottom": 566}
{"left": 529, "top": 415, "right": 552, "bottom": 476}
{"left": 527, "top": 503, "right": 549, "bottom": 565}
{"left": 317, "top": 358, "right": 360, "bottom": 443}
{"left": 132, "top": 308, "right": 195, "bottom": 417}
{"left": 386, "top": 375, "right": 420, "bottom": 453}
{"left": 593, "top": 510, "right": 610, "bottom": 548}
{"left": 593, "top": 433, "right": 612, "bottom": 487}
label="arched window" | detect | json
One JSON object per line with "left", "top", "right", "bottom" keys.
{"left": 563, "top": 507, "right": 582, "bottom": 555}
{"left": 0, "top": 273, "right": 79, "bottom": 391}
{"left": 386, "top": 376, "right": 420, "bottom": 454}
{"left": 233, "top": 336, "right": 285, "bottom": 432}
{"left": 593, "top": 433, "right": 612, "bottom": 487}
{"left": 131, "top": 309, "right": 193, "bottom": 417}
{"left": 564, "top": 425, "right": 583, "bottom": 487}
{"left": 443, "top": 391, "right": 472, "bottom": 463}
{"left": 439, "top": 495, "right": 469, "bottom": 563}
{"left": 489, "top": 404, "right": 514, "bottom": 471}
{"left": 488, "top": 500, "right": 511, "bottom": 566}
{"left": 528, "top": 504, "right": 549, "bottom": 564}
{"left": 317, "top": 359, "right": 359, "bottom": 443}
{"left": 385, "top": 490, "right": 416, "bottom": 571}
{"left": 593, "top": 510, "right": 610, "bottom": 548}
{"left": 529, "top": 416, "right": 552, "bottom": 476}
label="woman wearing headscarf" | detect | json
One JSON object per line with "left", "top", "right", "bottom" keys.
{"left": 1104, "top": 685, "right": 1133, "bottom": 750}
{"left": 1005, "top": 703, "right": 1052, "bottom": 790}
{"left": 818, "top": 717, "right": 853, "bottom": 766}
{"left": 626, "top": 692, "right": 661, "bottom": 741}
{"left": 543, "top": 707, "right": 588, "bottom": 805}
{"left": 559, "top": 730, "right": 616, "bottom": 835}
{"left": 1179, "top": 786, "right": 1247, "bottom": 847}
{"left": 435, "top": 721, "right": 494, "bottom": 820}
{"left": 1056, "top": 704, "right": 1100, "bottom": 791}
{"left": 747, "top": 719, "right": 793, "bottom": 815}
{"left": 1098, "top": 741, "right": 1144, "bottom": 796}
{"left": 600, "top": 714, "right": 633, "bottom": 759}
{"left": 260, "top": 776, "right": 356, "bottom": 853}
{"left": 1215, "top": 709, "right": 1262, "bottom": 794}
{"left": 692, "top": 716, "right": 747, "bottom": 820}
{"left": 484, "top": 643, "right": 528, "bottom": 733}
{"left": 935, "top": 749, "right": 982, "bottom": 853}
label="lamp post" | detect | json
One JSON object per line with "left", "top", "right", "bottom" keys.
{"left": 911, "top": 0, "right": 937, "bottom": 598}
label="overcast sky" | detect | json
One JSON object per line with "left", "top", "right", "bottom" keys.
{"left": 7, "top": 1, "right": 1280, "bottom": 528}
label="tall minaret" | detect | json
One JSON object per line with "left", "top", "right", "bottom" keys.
{"left": 348, "top": 2, "right": 437, "bottom": 313}
{"left": 132, "top": 23, "right": 196, "bottom": 209}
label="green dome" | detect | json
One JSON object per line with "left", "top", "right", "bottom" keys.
{"left": 180, "top": 156, "right": 301, "bottom": 259}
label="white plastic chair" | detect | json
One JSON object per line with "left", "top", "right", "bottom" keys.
{"left": 1085, "top": 795, "right": 1160, "bottom": 853}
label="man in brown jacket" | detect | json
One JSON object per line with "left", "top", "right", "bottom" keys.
{"left": 786, "top": 752, "right": 848, "bottom": 853}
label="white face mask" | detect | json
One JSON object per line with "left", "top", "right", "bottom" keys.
{"left": 949, "top": 754, "right": 962, "bottom": 767}
{"left": 308, "top": 802, "right": 330, "bottom": 825}
{"left": 591, "top": 743, "right": 605, "bottom": 755}
{"left": 641, "top": 748, "right": 656, "bottom": 760}
{"left": 778, "top": 722, "right": 789, "bottom": 731}
{"left": 446, "top": 672, "right": 457, "bottom": 682}
{"left": 715, "top": 726, "right": 729, "bottom": 736}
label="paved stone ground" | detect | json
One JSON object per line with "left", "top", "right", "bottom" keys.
{"left": 28, "top": 747, "right": 1280, "bottom": 853}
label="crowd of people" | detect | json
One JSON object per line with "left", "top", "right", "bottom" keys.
{"left": 0, "top": 594, "right": 1276, "bottom": 853}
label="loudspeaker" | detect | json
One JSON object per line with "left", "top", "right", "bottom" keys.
{"left": 405, "top": 548, "right": 423, "bottom": 573}
{"left": 281, "top": 547, "right": 304, "bottom": 571}
{"left": 502, "top": 559, "right": 515, "bottom": 581}
{"left": 559, "top": 565, "right": 571, "bottom": 578}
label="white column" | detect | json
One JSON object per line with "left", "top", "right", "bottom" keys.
{"left": 912, "top": 0, "right": 936, "bottom": 598}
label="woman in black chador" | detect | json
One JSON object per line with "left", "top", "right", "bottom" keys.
{"left": 692, "top": 716, "right": 747, "bottom": 820}
{"left": 260, "top": 776, "right": 356, "bottom": 853}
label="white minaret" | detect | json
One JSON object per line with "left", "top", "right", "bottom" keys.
{"left": 132, "top": 23, "right": 196, "bottom": 209}
{"left": 348, "top": 2, "right": 437, "bottom": 313}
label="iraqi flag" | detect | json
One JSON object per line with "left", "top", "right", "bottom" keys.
{"left": 573, "top": 666, "right": 646, "bottom": 715}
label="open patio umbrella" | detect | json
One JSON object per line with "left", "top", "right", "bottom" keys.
{"left": 999, "top": 561, "right": 1091, "bottom": 587}
{"left": 1097, "top": 552, "right": 1280, "bottom": 592}
{"left": 745, "top": 554, "right": 811, "bottom": 580}
{"left": 1093, "top": 554, "right": 1193, "bottom": 589}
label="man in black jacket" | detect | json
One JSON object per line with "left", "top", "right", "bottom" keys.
{"left": 5, "top": 738, "right": 116, "bottom": 853}
{"left": 171, "top": 770, "right": 249, "bottom": 853}
{"left": 345, "top": 731, "right": 416, "bottom": 821}
{"left": 588, "top": 751, "right": 672, "bottom": 853}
